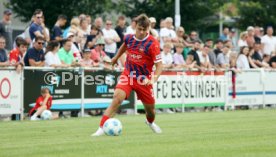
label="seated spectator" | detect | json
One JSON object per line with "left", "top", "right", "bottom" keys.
{"left": 45, "top": 41, "right": 68, "bottom": 68}
{"left": 29, "top": 88, "right": 58, "bottom": 120}
{"left": 198, "top": 45, "right": 212, "bottom": 69}
{"left": 9, "top": 37, "right": 28, "bottom": 72}
{"left": 0, "top": 36, "right": 9, "bottom": 66}
{"left": 84, "top": 25, "right": 100, "bottom": 49}
{"left": 236, "top": 46, "right": 250, "bottom": 69}
{"left": 80, "top": 49, "right": 94, "bottom": 67}
{"left": 217, "top": 45, "right": 230, "bottom": 69}
{"left": 173, "top": 43, "right": 187, "bottom": 69}
{"left": 24, "top": 36, "right": 45, "bottom": 66}
{"left": 262, "top": 54, "right": 271, "bottom": 68}
{"left": 213, "top": 39, "right": 223, "bottom": 56}
{"left": 269, "top": 55, "right": 276, "bottom": 68}
{"left": 248, "top": 47, "right": 259, "bottom": 68}
{"left": 91, "top": 38, "right": 107, "bottom": 67}
{"left": 51, "top": 14, "right": 67, "bottom": 41}
{"left": 251, "top": 42, "right": 264, "bottom": 67}
{"left": 58, "top": 39, "right": 76, "bottom": 66}
{"left": 161, "top": 43, "right": 173, "bottom": 69}
{"left": 186, "top": 40, "right": 201, "bottom": 69}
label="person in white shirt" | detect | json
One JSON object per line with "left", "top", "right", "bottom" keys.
{"left": 238, "top": 31, "right": 248, "bottom": 48}
{"left": 198, "top": 45, "right": 212, "bottom": 69}
{"left": 149, "top": 17, "right": 159, "bottom": 39}
{"left": 261, "top": 26, "right": 276, "bottom": 55}
{"left": 161, "top": 43, "right": 173, "bottom": 69}
{"left": 125, "top": 18, "right": 136, "bottom": 35}
{"left": 159, "top": 17, "right": 177, "bottom": 49}
{"left": 236, "top": 46, "right": 250, "bottom": 69}
{"left": 102, "top": 20, "right": 121, "bottom": 59}
{"left": 44, "top": 41, "right": 68, "bottom": 67}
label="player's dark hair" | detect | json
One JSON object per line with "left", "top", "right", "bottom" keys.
{"left": 135, "top": 14, "right": 150, "bottom": 28}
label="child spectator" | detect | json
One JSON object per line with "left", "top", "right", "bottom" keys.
{"left": 173, "top": 43, "right": 187, "bottom": 69}
{"left": 161, "top": 43, "right": 173, "bottom": 69}
{"left": 9, "top": 37, "right": 28, "bottom": 72}
{"left": 80, "top": 49, "right": 94, "bottom": 67}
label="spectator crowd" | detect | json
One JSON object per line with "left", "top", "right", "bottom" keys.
{"left": 0, "top": 9, "right": 276, "bottom": 71}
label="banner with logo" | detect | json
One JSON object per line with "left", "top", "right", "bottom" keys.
{"left": 0, "top": 70, "right": 22, "bottom": 114}
{"left": 136, "top": 71, "right": 226, "bottom": 109}
{"left": 84, "top": 70, "right": 135, "bottom": 109}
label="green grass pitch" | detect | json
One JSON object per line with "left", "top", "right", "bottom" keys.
{"left": 1, "top": 109, "right": 276, "bottom": 157}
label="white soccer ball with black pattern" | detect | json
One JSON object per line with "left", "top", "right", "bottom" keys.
{"left": 41, "top": 110, "right": 52, "bottom": 120}
{"left": 103, "top": 118, "right": 122, "bottom": 136}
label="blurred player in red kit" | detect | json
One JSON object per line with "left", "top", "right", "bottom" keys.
{"left": 92, "top": 14, "right": 163, "bottom": 136}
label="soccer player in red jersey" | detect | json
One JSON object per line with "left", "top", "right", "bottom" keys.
{"left": 92, "top": 14, "right": 163, "bottom": 136}
{"left": 29, "top": 88, "right": 58, "bottom": 120}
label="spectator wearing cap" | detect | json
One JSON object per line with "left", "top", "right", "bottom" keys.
{"left": 0, "top": 9, "right": 13, "bottom": 50}
{"left": 51, "top": 15, "right": 67, "bottom": 41}
{"left": 0, "top": 36, "right": 9, "bottom": 66}
{"left": 219, "top": 27, "right": 230, "bottom": 41}
{"left": 80, "top": 49, "right": 94, "bottom": 67}
{"left": 149, "top": 17, "right": 159, "bottom": 39}
{"left": 229, "top": 28, "right": 238, "bottom": 51}
{"left": 261, "top": 26, "right": 276, "bottom": 55}
{"left": 91, "top": 37, "right": 107, "bottom": 67}
{"left": 246, "top": 26, "right": 255, "bottom": 48}
{"left": 115, "top": 16, "right": 126, "bottom": 48}
{"left": 125, "top": 18, "right": 136, "bottom": 35}
{"left": 159, "top": 17, "right": 177, "bottom": 49}
{"left": 102, "top": 19, "right": 120, "bottom": 59}
{"left": 24, "top": 36, "right": 45, "bottom": 67}
{"left": 29, "top": 9, "right": 47, "bottom": 41}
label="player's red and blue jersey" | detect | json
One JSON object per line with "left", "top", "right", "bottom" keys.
{"left": 123, "top": 34, "right": 161, "bottom": 80}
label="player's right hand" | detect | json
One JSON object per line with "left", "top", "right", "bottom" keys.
{"left": 111, "top": 57, "right": 118, "bottom": 67}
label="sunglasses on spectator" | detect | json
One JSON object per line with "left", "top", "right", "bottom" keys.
{"left": 36, "top": 16, "right": 42, "bottom": 19}
{"left": 37, "top": 42, "right": 44, "bottom": 45}
{"left": 98, "top": 44, "right": 104, "bottom": 46}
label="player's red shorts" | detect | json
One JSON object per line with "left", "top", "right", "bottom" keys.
{"left": 116, "top": 74, "right": 155, "bottom": 105}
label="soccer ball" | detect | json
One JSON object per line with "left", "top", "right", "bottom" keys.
{"left": 103, "top": 118, "right": 122, "bottom": 136}
{"left": 41, "top": 110, "right": 52, "bottom": 120}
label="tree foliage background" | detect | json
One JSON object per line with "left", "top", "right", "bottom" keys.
{"left": 5, "top": 0, "right": 276, "bottom": 32}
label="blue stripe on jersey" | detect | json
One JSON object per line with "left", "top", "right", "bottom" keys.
{"left": 144, "top": 40, "right": 153, "bottom": 55}
{"left": 129, "top": 64, "right": 134, "bottom": 77}
{"left": 128, "top": 36, "right": 135, "bottom": 47}
{"left": 125, "top": 35, "right": 131, "bottom": 44}
{"left": 143, "top": 64, "right": 149, "bottom": 75}
{"left": 133, "top": 64, "right": 140, "bottom": 78}
{"left": 132, "top": 40, "right": 140, "bottom": 50}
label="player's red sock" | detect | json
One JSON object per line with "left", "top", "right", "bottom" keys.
{"left": 146, "top": 115, "right": 154, "bottom": 124}
{"left": 100, "top": 115, "right": 109, "bottom": 127}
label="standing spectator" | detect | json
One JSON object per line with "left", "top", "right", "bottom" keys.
{"left": 159, "top": 17, "right": 177, "bottom": 49}
{"left": 84, "top": 25, "right": 100, "bottom": 49}
{"left": 0, "top": 36, "right": 9, "bottom": 66}
{"left": 9, "top": 37, "right": 28, "bottom": 72}
{"left": 229, "top": 28, "right": 238, "bottom": 51}
{"left": 29, "top": 9, "right": 47, "bottom": 41}
{"left": 198, "top": 45, "right": 212, "bottom": 69}
{"left": 45, "top": 41, "right": 68, "bottom": 68}
{"left": 115, "top": 16, "right": 126, "bottom": 48}
{"left": 86, "top": 15, "right": 92, "bottom": 32}
{"left": 254, "top": 26, "right": 262, "bottom": 43}
{"left": 51, "top": 15, "right": 67, "bottom": 41}
{"left": 63, "top": 17, "right": 80, "bottom": 39}
{"left": 149, "top": 17, "right": 159, "bottom": 39}
{"left": 0, "top": 10, "right": 13, "bottom": 50}
{"left": 102, "top": 19, "right": 120, "bottom": 59}
{"left": 79, "top": 18, "right": 89, "bottom": 48}
{"left": 94, "top": 17, "right": 103, "bottom": 30}
{"left": 236, "top": 46, "right": 250, "bottom": 69}
{"left": 219, "top": 27, "right": 229, "bottom": 41}
{"left": 80, "top": 49, "right": 94, "bottom": 67}
{"left": 261, "top": 26, "right": 276, "bottom": 55}
{"left": 187, "top": 31, "right": 202, "bottom": 43}
{"left": 161, "top": 43, "right": 173, "bottom": 69}
{"left": 246, "top": 26, "right": 255, "bottom": 48}
{"left": 125, "top": 18, "right": 136, "bottom": 35}
{"left": 24, "top": 37, "right": 45, "bottom": 66}
{"left": 58, "top": 39, "right": 75, "bottom": 66}
{"left": 238, "top": 31, "right": 248, "bottom": 48}
{"left": 217, "top": 45, "right": 230, "bottom": 69}
{"left": 91, "top": 38, "right": 107, "bottom": 67}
